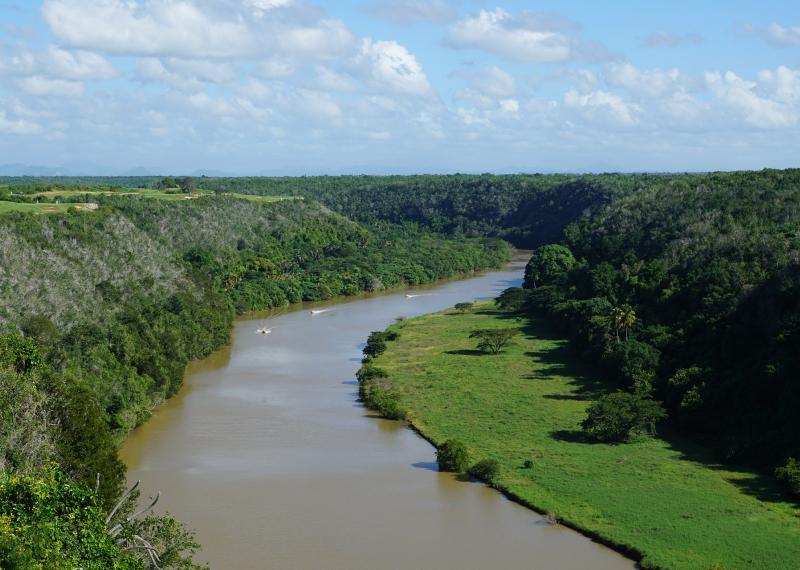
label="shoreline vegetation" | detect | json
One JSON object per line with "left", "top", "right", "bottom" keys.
{"left": 360, "top": 302, "right": 800, "bottom": 570}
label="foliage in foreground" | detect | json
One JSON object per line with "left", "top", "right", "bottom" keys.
{"left": 0, "top": 468, "right": 141, "bottom": 570}
{"left": 0, "top": 469, "right": 205, "bottom": 570}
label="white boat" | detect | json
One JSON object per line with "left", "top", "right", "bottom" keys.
{"left": 256, "top": 327, "right": 272, "bottom": 335}
{"left": 310, "top": 309, "right": 330, "bottom": 315}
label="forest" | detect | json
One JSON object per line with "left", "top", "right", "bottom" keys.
{"left": 513, "top": 169, "right": 800, "bottom": 478}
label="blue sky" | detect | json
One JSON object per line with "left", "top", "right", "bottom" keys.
{"left": 0, "top": 0, "right": 798, "bottom": 174}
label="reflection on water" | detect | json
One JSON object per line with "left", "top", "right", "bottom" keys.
{"left": 121, "top": 254, "right": 635, "bottom": 570}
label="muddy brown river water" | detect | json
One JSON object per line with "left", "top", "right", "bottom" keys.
{"left": 121, "top": 255, "right": 635, "bottom": 570}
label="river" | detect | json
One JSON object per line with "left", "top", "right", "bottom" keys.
{"left": 121, "top": 255, "right": 635, "bottom": 569}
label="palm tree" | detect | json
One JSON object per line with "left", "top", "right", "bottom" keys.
{"left": 611, "top": 304, "right": 636, "bottom": 342}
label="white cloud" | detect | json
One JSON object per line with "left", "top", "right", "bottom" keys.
{"left": 0, "top": 111, "right": 42, "bottom": 135}
{"left": 706, "top": 69, "right": 798, "bottom": 128}
{"left": 315, "top": 66, "right": 355, "bottom": 91}
{"left": 445, "top": 9, "right": 572, "bottom": 63}
{"left": 15, "top": 76, "right": 85, "bottom": 97}
{"left": 605, "top": 63, "right": 686, "bottom": 97}
{"left": 564, "top": 89, "right": 640, "bottom": 126}
{"left": 137, "top": 57, "right": 236, "bottom": 89}
{"left": 42, "top": 0, "right": 353, "bottom": 60}
{"left": 246, "top": 0, "right": 292, "bottom": 17}
{"left": 256, "top": 58, "right": 295, "bottom": 79}
{"left": 0, "top": 45, "right": 117, "bottom": 81}
{"left": 44, "top": 46, "right": 118, "bottom": 80}
{"left": 363, "top": 0, "right": 456, "bottom": 25}
{"left": 42, "top": 0, "right": 253, "bottom": 58}
{"left": 457, "top": 65, "right": 517, "bottom": 99}
{"left": 763, "top": 23, "right": 800, "bottom": 47}
{"left": 358, "top": 39, "right": 432, "bottom": 96}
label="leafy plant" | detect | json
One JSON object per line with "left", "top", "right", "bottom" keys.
{"left": 436, "top": 439, "right": 470, "bottom": 473}
{"left": 468, "top": 459, "right": 501, "bottom": 483}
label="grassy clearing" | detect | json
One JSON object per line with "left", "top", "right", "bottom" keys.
{"left": 0, "top": 201, "right": 95, "bottom": 214}
{"left": 372, "top": 302, "right": 800, "bottom": 570}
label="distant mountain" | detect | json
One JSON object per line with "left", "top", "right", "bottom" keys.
{"left": 0, "top": 163, "right": 69, "bottom": 176}
{"left": 122, "top": 166, "right": 156, "bottom": 176}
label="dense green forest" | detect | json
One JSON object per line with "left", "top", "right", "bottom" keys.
{"left": 0, "top": 190, "right": 508, "bottom": 567}
{"left": 508, "top": 169, "right": 800, "bottom": 481}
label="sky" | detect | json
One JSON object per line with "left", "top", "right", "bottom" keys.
{"left": 0, "top": 0, "right": 798, "bottom": 175}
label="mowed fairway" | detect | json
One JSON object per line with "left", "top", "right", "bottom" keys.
{"left": 373, "top": 303, "right": 800, "bottom": 570}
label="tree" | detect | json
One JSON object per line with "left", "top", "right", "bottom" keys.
{"left": 581, "top": 391, "right": 667, "bottom": 443}
{"left": 524, "top": 244, "right": 575, "bottom": 289}
{"left": 178, "top": 177, "right": 196, "bottom": 194}
{"left": 495, "top": 287, "right": 530, "bottom": 312}
{"left": 156, "top": 176, "right": 178, "bottom": 189}
{"left": 437, "top": 439, "right": 470, "bottom": 472}
{"left": 610, "top": 304, "right": 636, "bottom": 341}
{"left": 469, "top": 328, "right": 519, "bottom": 354}
{"left": 454, "top": 302, "right": 474, "bottom": 313}
{"left": 0, "top": 334, "right": 43, "bottom": 374}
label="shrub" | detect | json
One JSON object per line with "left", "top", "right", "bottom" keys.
{"left": 582, "top": 391, "right": 667, "bottom": 443}
{"left": 363, "top": 331, "right": 389, "bottom": 358}
{"left": 454, "top": 302, "right": 474, "bottom": 313}
{"left": 436, "top": 439, "right": 470, "bottom": 473}
{"left": 775, "top": 458, "right": 800, "bottom": 497}
{"left": 468, "top": 459, "right": 501, "bottom": 483}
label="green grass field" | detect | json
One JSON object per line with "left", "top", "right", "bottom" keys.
{"left": 0, "top": 201, "right": 95, "bottom": 214}
{"left": 372, "top": 303, "right": 800, "bottom": 570}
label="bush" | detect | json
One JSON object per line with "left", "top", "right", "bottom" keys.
{"left": 436, "top": 439, "right": 470, "bottom": 472}
{"left": 582, "top": 391, "right": 667, "bottom": 443}
{"left": 454, "top": 302, "right": 474, "bottom": 313}
{"left": 775, "top": 458, "right": 800, "bottom": 497}
{"left": 363, "top": 331, "right": 388, "bottom": 358}
{"left": 468, "top": 459, "right": 501, "bottom": 483}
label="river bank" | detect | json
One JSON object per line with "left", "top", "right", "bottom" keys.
{"left": 366, "top": 302, "right": 800, "bottom": 570}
